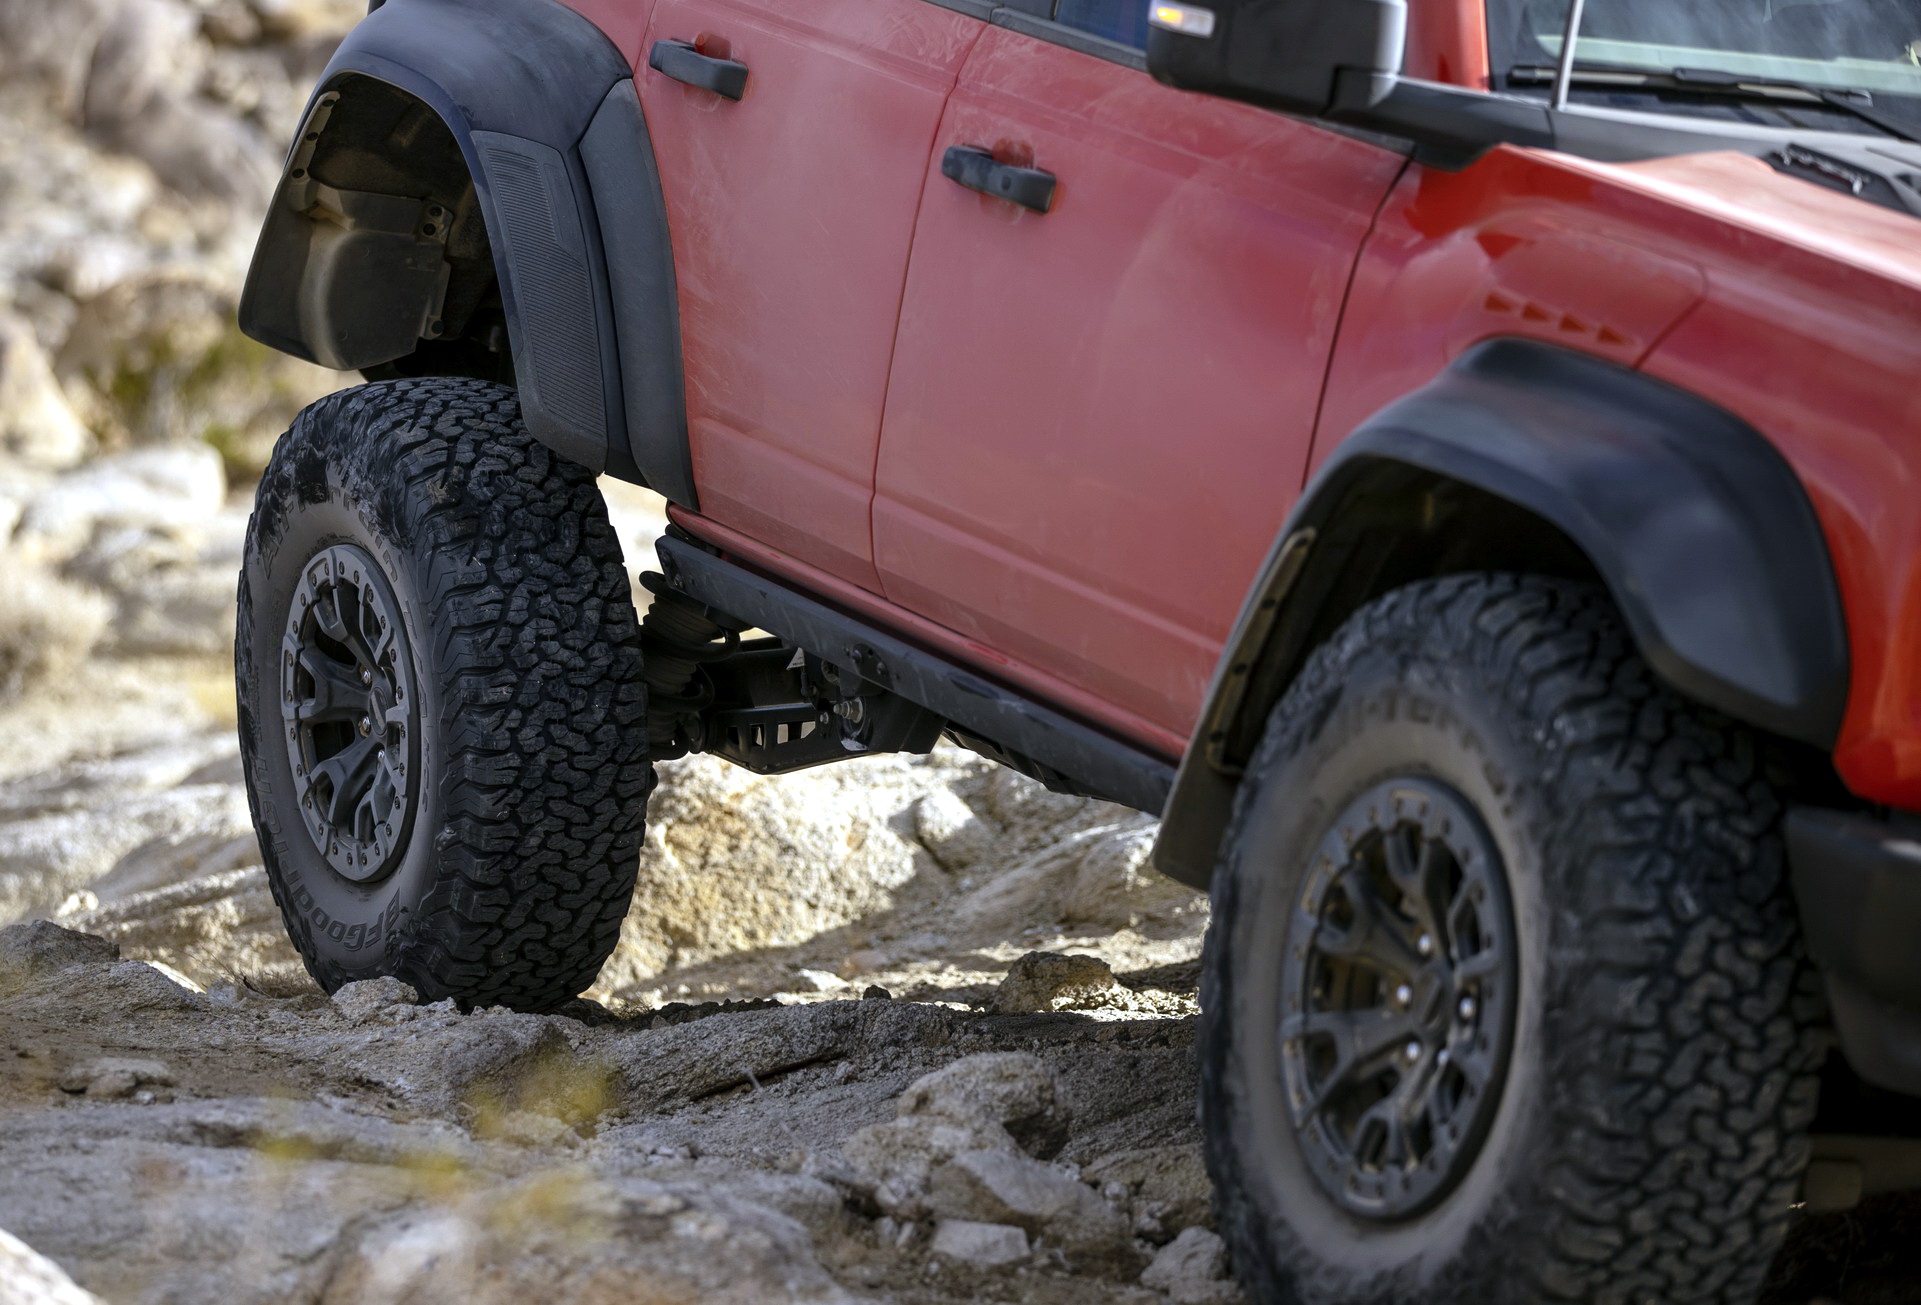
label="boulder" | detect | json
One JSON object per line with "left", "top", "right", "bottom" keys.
{"left": 1140, "top": 1226, "right": 1239, "bottom": 1304}
{"left": 14, "top": 445, "right": 225, "bottom": 565}
{"left": 0, "top": 1227, "right": 102, "bottom": 1305}
{"left": 0, "top": 316, "right": 89, "bottom": 471}
{"left": 929, "top": 1219, "right": 1028, "bottom": 1270}
{"left": 928, "top": 1148, "right": 1134, "bottom": 1268}
{"left": 0, "top": 919, "right": 118, "bottom": 993}
{"left": 319, "top": 1171, "right": 859, "bottom": 1305}
{"left": 330, "top": 977, "right": 419, "bottom": 1024}
{"left": 0, "top": 565, "right": 110, "bottom": 704}
{"left": 991, "top": 950, "right": 1133, "bottom": 1015}
{"left": 841, "top": 1052, "right": 1072, "bottom": 1219}
{"left": 598, "top": 750, "right": 981, "bottom": 988}
{"left": 57, "top": 1056, "right": 175, "bottom": 1099}
{"left": 896, "top": 1051, "right": 1070, "bottom": 1158}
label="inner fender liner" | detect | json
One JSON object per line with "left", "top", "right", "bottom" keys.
{"left": 1153, "top": 338, "right": 1850, "bottom": 886}
{"left": 240, "top": 0, "right": 691, "bottom": 496}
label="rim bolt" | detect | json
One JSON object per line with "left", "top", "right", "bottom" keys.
{"left": 1417, "top": 933, "right": 1435, "bottom": 958}
{"left": 1438, "top": 1047, "right": 1451, "bottom": 1066}
{"left": 360, "top": 667, "right": 373, "bottom": 685}
{"left": 1393, "top": 983, "right": 1413, "bottom": 1008}
{"left": 357, "top": 715, "right": 372, "bottom": 737}
{"left": 1403, "top": 1040, "right": 1423, "bottom": 1064}
{"left": 1458, "top": 996, "right": 1477, "bottom": 1021}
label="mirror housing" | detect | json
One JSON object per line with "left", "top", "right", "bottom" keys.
{"left": 1146, "top": 0, "right": 1408, "bottom": 117}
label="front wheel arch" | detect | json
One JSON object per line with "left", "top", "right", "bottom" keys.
{"left": 1154, "top": 339, "right": 1850, "bottom": 888}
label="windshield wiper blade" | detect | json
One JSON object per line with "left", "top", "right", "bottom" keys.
{"left": 1671, "top": 66, "right": 1921, "bottom": 141}
{"left": 1508, "top": 63, "right": 1921, "bottom": 143}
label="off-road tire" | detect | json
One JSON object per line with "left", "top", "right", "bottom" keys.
{"left": 236, "top": 378, "right": 649, "bottom": 1010}
{"left": 1203, "top": 573, "right": 1825, "bottom": 1305}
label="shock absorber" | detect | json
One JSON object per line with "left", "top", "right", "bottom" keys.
{"left": 637, "top": 572, "right": 743, "bottom": 759}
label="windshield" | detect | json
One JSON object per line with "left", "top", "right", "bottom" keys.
{"left": 1491, "top": 0, "right": 1921, "bottom": 119}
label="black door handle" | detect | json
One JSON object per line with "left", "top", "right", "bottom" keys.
{"left": 649, "top": 39, "right": 749, "bottom": 100}
{"left": 941, "top": 146, "right": 1056, "bottom": 214}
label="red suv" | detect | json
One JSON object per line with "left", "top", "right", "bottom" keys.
{"left": 235, "top": 0, "right": 1921, "bottom": 1299}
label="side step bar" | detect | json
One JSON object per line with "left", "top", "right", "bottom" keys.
{"left": 656, "top": 536, "right": 1175, "bottom": 816}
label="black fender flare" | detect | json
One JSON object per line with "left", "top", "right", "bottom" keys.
{"left": 237, "top": 0, "right": 694, "bottom": 503}
{"left": 1154, "top": 338, "right": 1850, "bottom": 886}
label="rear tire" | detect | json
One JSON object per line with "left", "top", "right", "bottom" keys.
{"left": 1203, "top": 574, "right": 1824, "bottom": 1304}
{"left": 236, "top": 379, "right": 649, "bottom": 1010}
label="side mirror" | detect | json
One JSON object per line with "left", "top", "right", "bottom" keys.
{"left": 1145, "top": 0, "right": 1408, "bottom": 117}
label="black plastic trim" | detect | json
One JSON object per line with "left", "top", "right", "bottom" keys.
{"left": 1788, "top": 806, "right": 1921, "bottom": 1096}
{"left": 580, "top": 81, "right": 697, "bottom": 506}
{"left": 924, "top": 0, "right": 998, "bottom": 16}
{"left": 990, "top": 9, "right": 1148, "bottom": 71}
{"left": 241, "top": 0, "right": 695, "bottom": 497}
{"left": 657, "top": 536, "right": 1174, "bottom": 815}
{"left": 1155, "top": 339, "right": 1851, "bottom": 887}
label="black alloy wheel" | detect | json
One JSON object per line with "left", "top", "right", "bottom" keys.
{"left": 282, "top": 543, "right": 421, "bottom": 884}
{"left": 1281, "top": 778, "right": 1516, "bottom": 1221}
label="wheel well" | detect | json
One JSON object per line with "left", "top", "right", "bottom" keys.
{"left": 244, "top": 74, "right": 513, "bottom": 385}
{"left": 1216, "top": 460, "right": 1599, "bottom": 772}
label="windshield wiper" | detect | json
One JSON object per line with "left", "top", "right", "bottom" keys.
{"left": 1507, "top": 63, "right": 1921, "bottom": 143}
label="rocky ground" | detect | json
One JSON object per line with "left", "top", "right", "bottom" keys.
{"left": 0, "top": 0, "right": 1916, "bottom": 1302}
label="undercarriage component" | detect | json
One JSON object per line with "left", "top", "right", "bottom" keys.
{"left": 638, "top": 571, "right": 944, "bottom": 774}
{"left": 654, "top": 535, "right": 1175, "bottom": 814}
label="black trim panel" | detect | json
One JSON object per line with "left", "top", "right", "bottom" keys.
{"left": 580, "top": 81, "right": 697, "bottom": 506}
{"left": 1789, "top": 806, "right": 1921, "bottom": 1096}
{"left": 1155, "top": 338, "right": 1850, "bottom": 887}
{"left": 991, "top": 8, "right": 1148, "bottom": 70}
{"left": 657, "top": 536, "right": 1175, "bottom": 815}
{"left": 241, "top": 0, "right": 694, "bottom": 497}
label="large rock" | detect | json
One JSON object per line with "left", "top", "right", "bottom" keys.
{"left": 598, "top": 751, "right": 984, "bottom": 987}
{"left": 841, "top": 1052, "right": 1070, "bottom": 1220}
{"left": 13, "top": 445, "right": 225, "bottom": 564}
{"left": 321, "top": 1171, "right": 859, "bottom": 1305}
{"left": 991, "top": 950, "right": 1135, "bottom": 1015}
{"left": 0, "top": 1227, "right": 102, "bottom": 1305}
{"left": 1139, "top": 1226, "right": 1239, "bottom": 1304}
{"left": 55, "top": 867, "right": 299, "bottom": 992}
{"left": 0, "top": 777, "right": 254, "bottom": 925}
{"left": 928, "top": 1148, "right": 1135, "bottom": 1268}
{"left": 0, "top": 565, "right": 109, "bottom": 704}
{"left": 0, "top": 316, "right": 89, "bottom": 471}
{"left": 929, "top": 1218, "right": 1028, "bottom": 1270}
{"left": 61, "top": 504, "right": 249, "bottom": 656}
{"left": 0, "top": 919, "right": 118, "bottom": 994}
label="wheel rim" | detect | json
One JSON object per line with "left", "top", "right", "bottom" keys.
{"left": 280, "top": 543, "right": 420, "bottom": 884}
{"left": 1279, "top": 777, "right": 1519, "bottom": 1221}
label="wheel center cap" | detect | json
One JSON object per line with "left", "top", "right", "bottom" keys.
{"left": 279, "top": 543, "right": 421, "bottom": 884}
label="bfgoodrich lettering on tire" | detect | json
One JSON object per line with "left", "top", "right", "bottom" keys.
{"left": 236, "top": 378, "right": 649, "bottom": 1010}
{"left": 1203, "top": 574, "right": 1825, "bottom": 1305}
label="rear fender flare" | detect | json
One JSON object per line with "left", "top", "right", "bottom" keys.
{"left": 238, "top": 0, "right": 694, "bottom": 502}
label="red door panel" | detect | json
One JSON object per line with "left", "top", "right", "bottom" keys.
{"left": 873, "top": 26, "right": 1405, "bottom": 744}
{"left": 639, "top": 0, "right": 979, "bottom": 590}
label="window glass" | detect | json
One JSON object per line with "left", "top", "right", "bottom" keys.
{"left": 1053, "top": 0, "right": 1150, "bottom": 49}
{"left": 1497, "top": 0, "right": 1921, "bottom": 97}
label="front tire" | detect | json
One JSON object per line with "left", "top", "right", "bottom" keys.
{"left": 1203, "top": 574, "right": 1824, "bottom": 1304}
{"left": 236, "top": 379, "right": 649, "bottom": 1010}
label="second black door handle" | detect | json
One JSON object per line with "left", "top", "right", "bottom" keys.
{"left": 941, "top": 146, "right": 1056, "bottom": 214}
{"left": 649, "top": 39, "right": 749, "bottom": 100}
